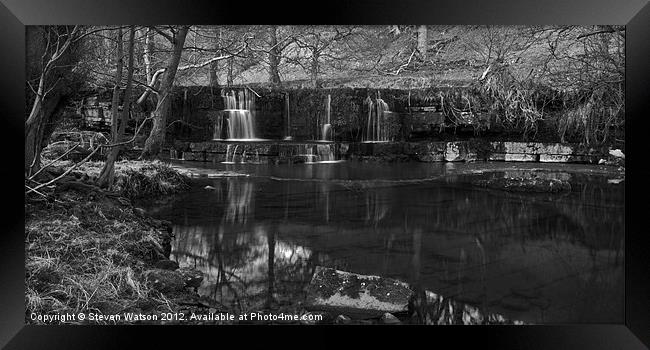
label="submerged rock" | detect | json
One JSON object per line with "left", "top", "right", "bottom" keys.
{"left": 334, "top": 314, "right": 352, "bottom": 324}
{"left": 179, "top": 267, "right": 204, "bottom": 289}
{"left": 473, "top": 177, "right": 571, "bottom": 193}
{"left": 380, "top": 312, "right": 401, "bottom": 324}
{"left": 144, "top": 267, "right": 204, "bottom": 293}
{"left": 305, "top": 266, "right": 414, "bottom": 319}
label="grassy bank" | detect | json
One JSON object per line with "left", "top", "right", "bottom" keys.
{"left": 25, "top": 160, "right": 229, "bottom": 324}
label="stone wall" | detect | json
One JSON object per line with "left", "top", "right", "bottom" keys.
{"left": 167, "top": 140, "right": 611, "bottom": 165}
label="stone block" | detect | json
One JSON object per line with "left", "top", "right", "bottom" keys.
{"left": 488, "top": 153, "right": 506, "bottom": 161}
{"left": 538, "top": 143, "right": 574, "bottom": 155}
{"left": 504, "top": 153, "right": 538, "bottom": 162}
{"left": 539, "top": 154, "right": 571, "bottom": 163}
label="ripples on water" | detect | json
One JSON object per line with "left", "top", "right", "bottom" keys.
{"left": 139, "top": 161, "right": 625, "bottom": 324}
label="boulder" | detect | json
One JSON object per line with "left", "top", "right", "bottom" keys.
{"left": 380, "top": 312, "right": 401, "bottom": 324}
{"left": 304, "top": 266, "right": 414, "bottom": 319}
{"left": 334, "top": 314, "right": 352, "bottom": 324}
{"left": 609, "top": 149, "right": 625, "bottom": 159}
{"left": 143, "top": 269, "right": 186, "bottom": 294}
{"left": 154, "top": 259, "right": 179, "bottom": 271}
{"left": 179, "top": 267, "right": 204, "bottom": 289}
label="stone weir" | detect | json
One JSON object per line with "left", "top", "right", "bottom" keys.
{"left": 166, "top": 140, "right": 616, "bottom": 165}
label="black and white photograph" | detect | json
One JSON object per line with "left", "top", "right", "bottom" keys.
{"left": 23, "top": 24, "right": 627, "bottom": 327}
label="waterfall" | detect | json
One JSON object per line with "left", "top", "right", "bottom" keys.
{"left": 284, "top": 93, "right": 292, "bottom": 140}
{"left": 214, "top": 89, "right": 257, "bottom": 140}
{"left": 364, "top": 93, "right": 391, "bottom": 142}
{"left": 321, "top": 124, "right": 332, "bottom": 142}
{"left": 316, "top": 144, "right": 334, "bottom": 162}
{"left": 320, "top": 94, "right": 332, "bottom": 141}
{"left": 223, "top": 144, "right": 240, "bottom": 164}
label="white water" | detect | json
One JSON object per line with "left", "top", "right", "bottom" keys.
{"left": 365, "top": 94, "right": 391, "bottom": 142}
{"left": 214, "top": 89, "right": 258, "bottom": 141}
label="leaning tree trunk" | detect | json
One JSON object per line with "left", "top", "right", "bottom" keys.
{"left": 141, "top": 26, "right": 189, "bottom": 159}
{"left": 98, "top": 26, "right": 136, "bottom": 188}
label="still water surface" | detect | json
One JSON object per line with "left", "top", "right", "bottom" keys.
{"left": 139, "top": 161, "right": 624, "bottom": 324}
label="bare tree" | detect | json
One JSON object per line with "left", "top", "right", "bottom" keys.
{"left": 140, "top": 26, "right": 190, "bottom": 158}
{"left": 25, "top": 26, "right": 83, "bottom": 176}
{"left": 98, "top": 25, "right": 136, "bottom": 188}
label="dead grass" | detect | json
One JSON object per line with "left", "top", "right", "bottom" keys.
{"left": 47, "top": 159, "right": 189, "bottom": 199}
{"left": 25, "top": 192, "right": 174, "bottom": 324}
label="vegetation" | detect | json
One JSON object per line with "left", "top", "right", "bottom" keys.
{"left": 25, "top": 159, "right": 197, "bottom": 324}
{"left": 25, "top": 25, "right": 624, "bottom": 174}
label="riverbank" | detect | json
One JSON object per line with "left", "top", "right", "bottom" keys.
{"left": 25, "top": 160, "right": 235, "bottom": 324}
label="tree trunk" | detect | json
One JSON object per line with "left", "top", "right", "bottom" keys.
{"left": 143, "top": 27, "right": 154, "bottom": 84}
{"left": 417, "top": 25, "right": 428, "bottom": 61}
{"left": 268, "top": 26, "right": 282, "bottom": 85}
{"left": 99, "top": 26, "right": 136, "bottom": 188}
{"left": 25, "top": 26, "right": 80, "bottom": 176}
{"left": 310, "top": 52, "right": 321, "bottom": 88}
{"left": 110, "top": 28, "right": 124, "bottom": 138}
{"left": 209, "top": 60, "right": 219, "bottom": 88}
{"left": 141, "top": 26, "right": 189, "bottom": 159}
{"left": 226, "top": 57, "right": 234, "bottom": 86}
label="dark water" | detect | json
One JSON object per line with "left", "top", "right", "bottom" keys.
{"left": 139, "top": 161, "right": 625, "bottom": 324}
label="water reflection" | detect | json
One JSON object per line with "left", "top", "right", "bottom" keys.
{"left": 142, "top": 163, "right": 624, "bottom": 323}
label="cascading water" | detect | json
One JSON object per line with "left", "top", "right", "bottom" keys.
{"left": 320, "top": 94, "right": 332, "bottom": 142}
{"left": 316, "top": 144, "right": 334, "bottom": 162}
{"left": 214, "top": 89, "right": 257, "bottom": 141}
{"left": 364, "top": 93, "right": 391, "bottom": 143}
{"left": 283, "top": 93, "right": 293, "bottom": 141}
{"left": 223, "top": 144, "right": 240, "bottom": 164}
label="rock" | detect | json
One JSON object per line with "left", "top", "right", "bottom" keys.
{"left": 304, "top": 266, "right": 414, "bottom": 319}
{"left": 154, "top": 259, "right": 179, "bottom": 271}
{"left": 179, "top": 267, "right": 204, "bottom": 289}
{"left": 380, "top": 312, "right": 401, "bottom": 324}
{"left": 609, "top": 149, "right": 625, "bottom": 159}
{"left": 334, "top": 315, "right": 352, "bottom": 324}
{"left": 473, "top": 177, "right": 571, "bottom": 193}
{"left": 143, "top": 269, "right": 186, "bottom": 294}
{"left": 299, "top": 311, "right": 331, "bottom": 325}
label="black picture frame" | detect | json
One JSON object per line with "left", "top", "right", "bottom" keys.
{"left": 3, "top": 0, "right": 649, "bottom": 348}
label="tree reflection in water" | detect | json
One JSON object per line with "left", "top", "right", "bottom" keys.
{"left": 142, "top": 166, "right": 624, "bottom": 324}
